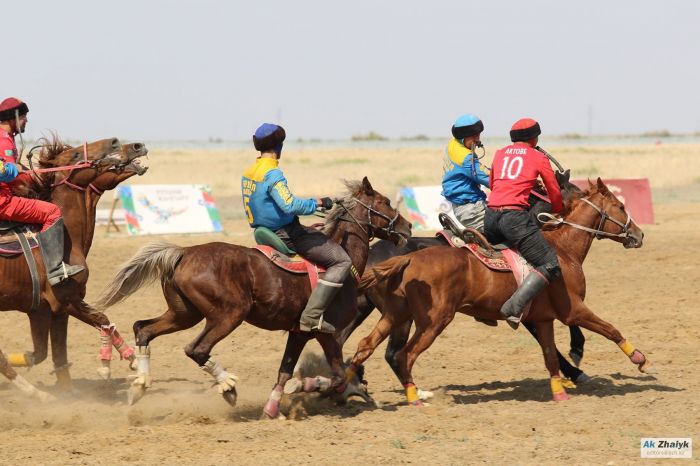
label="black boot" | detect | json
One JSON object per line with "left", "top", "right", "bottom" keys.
{"left": 38, "top": 218, "right": 85, "bottom": 286}
{"left": 500, "top": 272, "right": 548, "bottom": 330}
{"left": 299, "top": 280, "right": 343, "bottom": 333}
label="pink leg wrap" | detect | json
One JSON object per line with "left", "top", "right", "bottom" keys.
{"left": 303, "top": 377, "right": 318, "bottom": 392}
{"left": 99, "top": 326, "right": 113, "bottom": 361}
{"left": 263, "top": 385, "right": 284, "bottom": 418}
{"left": 630, "top": 349, "right": 645, "bottom": 365}
{"left": 112, "top": 328, "right": 135, "bottom": 360}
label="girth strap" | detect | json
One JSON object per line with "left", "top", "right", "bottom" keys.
{"left": 14, "top": 227, "right": 40, "bottom": 311}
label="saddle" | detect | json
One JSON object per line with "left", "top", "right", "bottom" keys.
{"left": 252, "top": 226, "right": 325, "bottom": 289}
{"left": 0, "top": 220, "right": 40, "bottom": 256}
{"left": 436, "top": 213, "right": 533, "bottom": 279}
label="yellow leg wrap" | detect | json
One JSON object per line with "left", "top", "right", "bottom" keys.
{"left": 344, "top": 366, "right": 357, "bottom": 384}
{"left": 561, "top": 378, "right": 577, "bottom": 389}
{"left": 405, "top": 384, "right": 419, "bottom": 403}
{"left": 550, "top": 376, "right": 565, "bottom": 395}
{"left": 618, "top": 339, "right": 636, "bottom": 358}
{"left": 7, "top": 352, "right": 32, "bottom": 367}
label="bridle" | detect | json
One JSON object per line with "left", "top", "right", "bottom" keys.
{"left": 335, "top": 197, "right": 402, "bottom": 241}
{"left": 26, "top": 142, "right": 115, "bottom": 193}
{"left": 537, "top": 195, "right": 633, "bottom": 240}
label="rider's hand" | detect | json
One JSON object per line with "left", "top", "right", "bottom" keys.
{"left": 317, "top": 197, "right": 334, "bottom": 210}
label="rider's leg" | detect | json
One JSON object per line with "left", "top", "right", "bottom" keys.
{"left": 279, "top": 220, "right": 352, "bottom": 333}
{"left": 495, "top": 211, "right": 561, "bottom": 328}
{"left": 0, "top": 196, "right": 85, "bottom": 285}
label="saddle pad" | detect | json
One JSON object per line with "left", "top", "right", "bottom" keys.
{"left": 0, "top": 226, "right": 40, "bottom": 257}
{"left": 253, "top": 245, "right": 326, "bottom": 288}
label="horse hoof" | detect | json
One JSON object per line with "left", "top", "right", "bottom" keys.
{"left": 409, "top": 399, "right": 426, "bottom": 407}
{"left": 128, "top": 357, "right": 138, "bottom": 371}
{"left": 639, "top": 360, "right": 658, "bottom": 374}
{"left": 574, "top": 372, "right": 591, "bottom": 384}
{"left": 222, "top": 388, "right": 238, "bottom": 407}
{"left": 552, "top": 392, "right": 570, "bottom": 402}
{"left": 262, "top": 400, "right": 280, "bottom": 419}
{"left": 96, "top": 366, "right": 111, "bottom": 380}
{"left": 128, "top": 384, "right": 146, "bottom": 406}
{"left": 568, "top": 351, "right": 583, "bottom": 368}
{"left": 283, "top": 377, "right": 303, "bottom": 394}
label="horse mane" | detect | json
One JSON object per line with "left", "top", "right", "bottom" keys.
{"left": 321, "top": 179, "right": 360, "bottom": 235}
{"left": 12, "top": 134, "right": 69, "bottom": 200}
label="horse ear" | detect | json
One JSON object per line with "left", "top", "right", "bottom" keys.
{"left": 361, "top": 176, "right": 375, "bottom": 195}
{"left": 587, "top": 178, "right": 594, "bottom": 189}
{"left": 596, "top": 177, "right": 609, "bottom": 194}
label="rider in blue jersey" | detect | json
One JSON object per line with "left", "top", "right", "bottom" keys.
{"left": 241, "top": 123, "right": 352, "bottom": 333}
{"left": 441, "top": 114, "right": 490, "bottom": 232}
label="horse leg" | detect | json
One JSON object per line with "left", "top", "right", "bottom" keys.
{"left": 533, "top": 320, "right": 570, "bottom": 401}
{"left": 523, "top": 321, "right": 586, "bottom": 385}
{"left": 48, "top": 312, "right": 74, "bottom": 392}
{"left": 384, "top": 320, "right": 434, "bottom": 401}
{"left": 263, "top": 332, "right": 313, "bottom": 419}
{"left": 183, "top": 315, "right": 243, "bottom": 408}
{"left": 0, "top": 348, "right": 54, "bottom": 402}
{"left": 348, "top": 311, "right": 402, "bottom": 383}
{"left": 16, "top": 309, "right": 52, "bottom": 368}
{"left": 394, "top": 314, "right": 454, "bottom": 406}
{"left": 569, "top": 304, "right": 656, "bottom": 374}
{"left": 569, "top": 325, "right": 585, "bottom": 367}
{"left": 69, "top": 301, "right": 136, "bottom": 379}
{"left": 127, "top": 307, "right": 204, "bottom": 405}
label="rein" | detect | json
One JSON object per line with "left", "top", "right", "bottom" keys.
{"left": 334, "top": 197, "right": 401, "bottom": 241}
{"left": 537, "top": 196, "right": 632, "bottom": 240}
{"left": 26, "top": 142, "right": 103, "bottom": 193}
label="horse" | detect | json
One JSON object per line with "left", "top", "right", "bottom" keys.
{"left": 328, "top": 170, "right": 588, "bottom": 402}
{"left": 5, "top": 142, "right": 149, "bottom": 382}
{"left": 96, "top": 177, "right": 412, "bottom": 417}
{"left": 346, "top": 178, "right": 653, "bottom": 405}
{"left": 0, "top": 137, "right": 123, "bottom": 394}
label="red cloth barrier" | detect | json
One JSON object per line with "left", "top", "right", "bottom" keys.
{"left": 571, "top": 178, "right": 654, "bottom": 224}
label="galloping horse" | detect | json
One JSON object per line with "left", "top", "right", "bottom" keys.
{"left": 347, "top": 178, "right": 653, "bottom": 405}
{"left": 0, "top": 137, "right": 124, "bottom": 399}
{"left": 335, "top": 171, "right": 589, "bottom": 399}
{"left": 6, "top": 143, "right": 149, "bottom": 381}
{"left": 97, "top": 177, "right": 412, "bottom": 417}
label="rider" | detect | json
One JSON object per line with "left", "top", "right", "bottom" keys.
{"left": 0, "top": 97, "right": 85, "bottom": 285}
{"left": 241, "top": 123, "right": 352, "bottom": 333}
{"left": 441, "top": 114, "right": 490, "bottom": 232}
{"left": 484, "top": 118, "right": 563, "bottom": 329}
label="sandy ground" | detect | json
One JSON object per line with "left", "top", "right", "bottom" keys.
{"left": 0, "top": 144, "right": 699, "bottom": 465}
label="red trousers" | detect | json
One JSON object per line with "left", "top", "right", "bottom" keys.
{"left": 0, "top": 195, "right": 61, "bottom": 231}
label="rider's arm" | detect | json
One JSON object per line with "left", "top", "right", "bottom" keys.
{"left": 266, "top": 170, "right": 318, "bottom": 216}
{"left": 537, "top": 154, "right": 563, "bottom": 213}
{"left": 470, "top": 157, "right": 491, "bottom": 189}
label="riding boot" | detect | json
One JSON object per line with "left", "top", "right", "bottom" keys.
{"left": 500, "top": 272, "right": 549, "bottom": 330}
{"left": 37, "top": 218, "right": 85, "bottom": 286}
{"left": 299, "top": 280, "right": 343, "bottom": 333}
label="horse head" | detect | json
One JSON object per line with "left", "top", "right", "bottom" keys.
{"left": 577, "top": 178, "right": 644, "bottom": 249}
{"left": 90, "top": 142, "right": 149, "bottom": 193}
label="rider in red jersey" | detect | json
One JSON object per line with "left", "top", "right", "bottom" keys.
{"left": 0, "top": 97, "right": 84, "bottom": 285}
{"left": 485, "top": 118, "right": 562, "bottom": 329}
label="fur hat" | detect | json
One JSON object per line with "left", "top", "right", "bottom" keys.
{"left": 253, "top": 123, "right": 286, "bottom": 152}
{"left": 451, "top": 114, "right": 484, "bottom": 140}
{"left": 0, "top": 97, "right": 29, "bottom": 122}
{"left": 510, "top": 118, "right": 541, "bottom": 142}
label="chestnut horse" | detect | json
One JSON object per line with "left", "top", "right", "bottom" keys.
{"left": 0, "top": 137, "right": 124, "bottom": 399}
{"left": 5, "top": 143, "right": 149, "bottom": 382}
{"left": 97, "top": 177, "right": 412, "bottom": 417}
{"left": 347, "top": 178, "right": 653, "bottom": 405}
{"left": 335, "top": 171, "right": 589, "bottom": 400}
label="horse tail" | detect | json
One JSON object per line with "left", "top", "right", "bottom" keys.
{"left": 96, "top": 241, "right": 184, "bottom": 309}
{"left": 358, "top": 255, "right": 412, "bottom": 291}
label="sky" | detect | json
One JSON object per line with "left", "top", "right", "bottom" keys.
{"left": 4, "top": 1, "right": 699, "bottom": 141}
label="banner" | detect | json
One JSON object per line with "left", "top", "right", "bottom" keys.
{"left": 116, "top": 184, "right": 223, "bottom": 235}
{"left": 399, "top": 178, "right": 654, "bottom": 231}
{"left": 571, "top": 178, "right": 654, "bottom": 224}
{"left": 399, "top": 186, "right": 457, "bottom": 231}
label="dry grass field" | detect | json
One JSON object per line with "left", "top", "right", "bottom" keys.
{"left": 0, "top": 142, "right": 698, "bottom": 465}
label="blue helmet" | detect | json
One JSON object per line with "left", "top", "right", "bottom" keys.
{"left": 451, "top": 114, "right": 484, "bottom": 139}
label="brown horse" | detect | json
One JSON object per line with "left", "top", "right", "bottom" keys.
{"left": 347, "top": 178, "right": 653, "bottom": 405}
{"left": 97, "top": 177, "right": 412, "bottom": 416}
{"left": 5, "top": 143, "right": 149, "bottom": 383}
{"left": 0, "top": 137, "right": 125, "bottom": 396}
